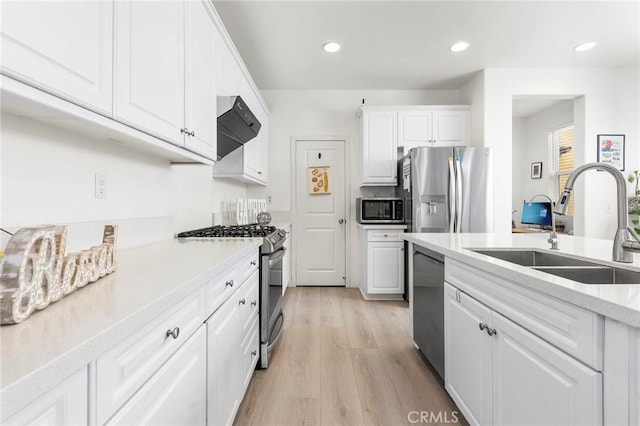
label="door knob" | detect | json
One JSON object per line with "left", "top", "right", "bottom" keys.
{"left": 338, "top": 219, "right": 345, "bottom": 224}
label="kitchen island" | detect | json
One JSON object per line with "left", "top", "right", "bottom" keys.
{"left": 403, "top": 232, "right": 639, "bottom": 426}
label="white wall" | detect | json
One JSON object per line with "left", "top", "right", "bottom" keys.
{"left": 1, "top": 113, "right": 247, "bottom": 248}
{"left": 250, "top": 89, "right": 461, "bottom": 287}
{"left": 512, "top": 100, "right": 574, "bottom": 226}
{"left": 476, "top": 68, "right": 639, "bottom": 238}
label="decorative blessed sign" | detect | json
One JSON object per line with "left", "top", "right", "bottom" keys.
{"left": 0, "top": 225, "right": 118, "bottom": 325}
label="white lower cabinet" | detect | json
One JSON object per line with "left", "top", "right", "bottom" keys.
{"left": 4, "top": 368, "right": 88, "bottom": 426}
{"left": 445, "top": 283, "right": 603, "bottom": 426}
{"left": 207, "top": 268, "right": 260, "bottom": 426}
{"left": 358, "top": 227, "right": 405, "bottom": 298}
{"left": 106, "top": 327, "right": 206, "bottom": 425}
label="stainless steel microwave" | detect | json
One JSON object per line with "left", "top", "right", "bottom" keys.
{"left": 356, "top": 198, "right": 404, "bottom": 224}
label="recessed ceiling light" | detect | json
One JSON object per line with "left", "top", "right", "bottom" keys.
{"left": 323, "top": 42, "right": 341, "bottom": 53}
{"left": 574, "top": 42, "right": 597, "bottom": 52}
{"left": 450, "top": 41, "right": 469, "bottom": 53}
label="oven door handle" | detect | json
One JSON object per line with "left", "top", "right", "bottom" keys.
{"left": 267, "top": 248, "right": 286, "bottom": 265}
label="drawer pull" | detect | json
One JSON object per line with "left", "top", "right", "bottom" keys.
{"left": 486, "top": 327, "right": 497, "bottom": 337}
{"left": 166, "top": 327, "right": 180, "bottom": 340}
{"left": 384, "top": 234, "right": 388, "bottom": 237}
{"left": 239, "top": 298, "right": 246, "bottom": 305}
{"left": 250, "top": 260, "right": 257, "bottom": 266}
{"left": 226, "top": 280, "right": 234, "bottom": 288}
{"left": 251, "top": 350, "right": 257, "bottom": 357}
{"left": 251, "top": 301, "right": 257, "bottom": 307}
{"left": 478, "top": 322, "right": 487, "bottom": 331}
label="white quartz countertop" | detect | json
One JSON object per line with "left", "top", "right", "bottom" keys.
{"left": 403, "top": 232, "right": 640, "bottom": 328}
{"left": 0, "top": 237, "right": 262, "bottom": 418}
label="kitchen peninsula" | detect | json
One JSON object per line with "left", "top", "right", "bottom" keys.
{"left": 404, "top": 232, "right": 640, "bottom": 426}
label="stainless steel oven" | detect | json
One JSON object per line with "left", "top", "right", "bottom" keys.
{"left": 260, "top": 246, "right": 285, "bottom": 368}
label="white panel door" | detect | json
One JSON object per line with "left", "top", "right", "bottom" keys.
{"left": 361, "top": 111, "right": 397, "bottom": 185}
{"left": 295, "top": 140, "right": 346, "bottom": 286}
{"left": 444, "top": 283, "right": 493, "bottom": 426}
{"left": 114, "top": 1, "right": 185, "bottom": 146}
{"left": 432, "top": 110, "right": 468, "bottom": 146}
{"left": 184, "top": 0, "right": 216, "bottom": 160}
{"left": 492, "top": 312, "right": 602, "bottom": 426}
{"left": 368, "top": 242, "right": 404, "bottom": 294}
{"left": 3, "top": 368, "right": 87, "bottom": 426}
{"left": 0, "top": 1, "right": 113, "bottom": 114}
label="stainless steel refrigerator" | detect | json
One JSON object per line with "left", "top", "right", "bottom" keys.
{"left": 397, "top": 146, "right": 493, "bottom": 381}
{"left": 397, "top": 146, "right": 494, "bottom": 234}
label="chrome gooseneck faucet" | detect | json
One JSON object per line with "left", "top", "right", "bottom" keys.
{"left": 527, "top": 194, "right": 558, "bottom": 250}
{"left": 553, "top": 162, "right": 640, "bottom": 263}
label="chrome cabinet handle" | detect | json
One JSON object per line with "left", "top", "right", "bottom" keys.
{"left": 239, "top": 298, "right": 246, "bottom": 305}
{"left": 251, "top": 301, "right": 257, "bottom": 307}
{"left": 486, "top": 327, "right": 497, "bottom": 337}
{"left": 166, "top": 327, "right": 180, "bottom": 340}
{"left": 181, "top": 128, "right": 186, "bottom": 134}
{"left": 258, "top": 171, "right": 262, "bottom": 175}
{"left": 226, "top": 280, "right": 234, "bottom": 287}
{"left": 250, "top": 261, "right": 257, "bottom": 266}
{"left": 251, "top": 350, "right": 257, "bottom": 357}
{"left": 190, "top": 130, "right": 195, "bottom": 137}
{"left": 478, "top": 323, "right": 487, "bottom": 331}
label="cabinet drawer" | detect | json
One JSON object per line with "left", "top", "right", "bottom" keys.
{"left": 105, "top": 327, "right": 206, "bottom": 426}
{"left": 446, "top": 258, "right": 603, "bottom": 370}
{"left": 239, "top": 270, "right": 259, "bottom": 333}
{"left": 206, "top": 249, "right": 259, "bottom": 317}
{"left": 367, "top": 229, "right": 404, "bottom": 242}
{"left": 96, "top": 288, "right": 205, "bottom": 425}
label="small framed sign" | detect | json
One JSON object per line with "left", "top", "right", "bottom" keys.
{"left": 597, "top": 134, "right": 625, "bottom": 171}
{"left": 531, "top": 162, "right": 542, "bottom": 179}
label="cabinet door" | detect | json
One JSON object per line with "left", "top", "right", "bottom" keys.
{"left": 361, "top": 110, "right": 398, "bottom": 186}
{"left": 398, "top": 110, "right": 432, "bottom": 147}
{"left": 367, "top": 241, "right": 404, "bottom": 294}
{"left": 114, "top": 1, "right": 185, "bottom": 146}
{"left": 444, "top": 283, "right": 493, "bottom": 426}
{"left": 492, "top": 312, "right": 602, "bottom": 426}
{"left": 432, "top": 110, "right": 469, "bottom": 146}
{"left": 184, "top": 0, "right": 216, "bottom": 160}
{"left": 207, "top": 292, "right": 243, "bottom": 426}
{"left": 3, "top": 368, "right": 87, "bottom": 426}
{"left": 0, "top": 1, "right": 113, "bottom": 114}
{"left": 242, "top": 94, "right": 268, "bottom": 183}
{"left": 106, "top": 327, "right": 206, "bottom": 426}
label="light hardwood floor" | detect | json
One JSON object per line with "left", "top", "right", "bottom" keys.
{"left": 234, "top": 287, "right": 466, "bottom": 426}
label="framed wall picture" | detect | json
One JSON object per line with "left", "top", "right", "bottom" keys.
{"left": 597, "top": 134, "right": 625, "bottom": 170}
{"left": 531, "top": 162, "right": 542, "bottom": 179}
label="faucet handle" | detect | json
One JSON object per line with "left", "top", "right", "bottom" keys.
{"left": 626, "top": 227, "right": 640, "bottom": 244}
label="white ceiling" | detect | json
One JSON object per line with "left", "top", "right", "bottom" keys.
{"left": 213, "top": 0, "right": 640, "bottom": 90}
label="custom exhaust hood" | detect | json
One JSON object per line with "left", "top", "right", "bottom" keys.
{"left": 216, "top": 96, "right": 261, "bottom": 161}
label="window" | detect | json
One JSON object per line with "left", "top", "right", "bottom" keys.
{"left": 548, "top": 125, "right": 575, "bottom": 215}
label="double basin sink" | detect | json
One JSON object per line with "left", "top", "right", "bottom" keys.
{"left": 470, "top": 249, "right": 640, "bottom": 285}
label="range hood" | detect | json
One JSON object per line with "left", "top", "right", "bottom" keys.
{"left": 216, "top": 96, "right": 261, "bottom": 161}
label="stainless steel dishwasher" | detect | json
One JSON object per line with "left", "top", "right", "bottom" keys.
{"left": 413, "top": 245, "right": 445, "bottom": 381}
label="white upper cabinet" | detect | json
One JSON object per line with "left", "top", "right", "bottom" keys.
{"left": 184, "top": 0, "right": 217, "bottom": 159}
{"left": 360, "top": 109, "right": 398, "bottom": 186}
{"left": 398, "top": 108, "right": 469, "bottom": 150}
{"left": 114, "top": 1, "right": 185, "bottom": 146}
{"left": 0, "top": 1, "right": 113, "bottom": 115}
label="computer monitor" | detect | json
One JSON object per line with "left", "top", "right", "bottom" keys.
{"left": 521, "top": 201, "right": 553, "bottom": 227}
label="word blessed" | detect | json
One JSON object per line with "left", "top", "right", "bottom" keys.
{"left": 408, "top": 410, "right": 460, "bottom": 424}
{"left": 0, "top": 225, "right": 117, "bottom": 324}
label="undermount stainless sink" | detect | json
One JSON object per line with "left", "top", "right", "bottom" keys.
{"left": 471, "top": 249, "right": 602, "bottom": 267}
{"left": 469, "top": 248, "right": 640, "bottom": 285}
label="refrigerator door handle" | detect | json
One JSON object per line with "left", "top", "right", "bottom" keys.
{"left": 448, "top": 157, "right": 456, "bottom": 233}
{"left": 455, "top": 156, "right": 463, "bottom": 232}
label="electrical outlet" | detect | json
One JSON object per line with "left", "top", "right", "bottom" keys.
{"left": 267, "top": 195, "right": 272, "bottom": 204}
{"left": 95, "top": 173, "right": 107, "bottom": 199}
